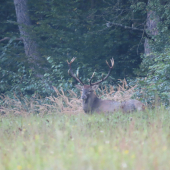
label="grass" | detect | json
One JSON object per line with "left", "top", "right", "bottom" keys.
{"left": 0, "top": 108, "right": 170, "bottom": 170}
{"left": 0, "top": 82, "right": 168, "bottom": 169}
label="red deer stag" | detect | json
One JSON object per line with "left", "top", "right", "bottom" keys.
{"left": 67, "top": 57, "right": 145, "bottom": 114}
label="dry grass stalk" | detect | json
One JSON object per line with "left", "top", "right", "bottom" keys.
{"left": 98, "top": 79, "right": 136, "bottom": 102}
{"left": 0, "top": 79, "right": 137, "bottom": 115}
{"left": 44, "top": 86, "right": 83, "bottom": 114}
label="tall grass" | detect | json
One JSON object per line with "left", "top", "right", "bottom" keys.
{"left": 0, "top": 79, "right": 141, "bottom": 115}
{"left": 0, "top": 108, "right": 170, "bottom": 170}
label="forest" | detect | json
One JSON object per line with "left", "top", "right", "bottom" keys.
{"left": 0, "top": 0, "right": 170, "bottom": 105}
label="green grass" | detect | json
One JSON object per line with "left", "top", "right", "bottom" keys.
{"left": 0, "top": 108, "right": 170, "bottom": 170}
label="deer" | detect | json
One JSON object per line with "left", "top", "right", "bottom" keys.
{"left": 67, "top": 57, "right": 145, "bottom": 114}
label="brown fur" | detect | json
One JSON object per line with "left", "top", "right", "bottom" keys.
{"left": 76, "top": 85, "right": 145, "bottom": 114}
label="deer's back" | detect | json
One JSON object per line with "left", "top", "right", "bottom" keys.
{"left": 92, "top": 99, "right": 145, "bottom": 113}
{"left": 121, "top": 99, "right": 145, "bottom": 112}
{"left": 92, "top": 99, "right": 121, "bottom": 113}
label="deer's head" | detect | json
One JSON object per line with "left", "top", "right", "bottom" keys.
{"left": 75, "top": 84, "right": 99, "bottom": 104}
{"left": 67, "top": 57, "right": 114, "bottom": 105}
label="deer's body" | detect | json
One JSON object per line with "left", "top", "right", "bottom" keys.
{"left": 67, "top": 58, "right": 145, "bottom": 114}
{"left": 83, "top": 96, "right": 121, "bottom": 113}
{"left": 78, "top": 85, "right": 144, "bottom": 114}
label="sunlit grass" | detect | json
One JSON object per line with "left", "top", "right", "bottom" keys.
{"left": 0, "top": 107, "right": 170, "bottom": 170}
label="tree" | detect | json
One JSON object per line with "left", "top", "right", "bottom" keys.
{"left": 144, "top": 1, "right": 159, "bottom": 57}
{"left": 13, "top": 0, "right": 46, "bottom": 72}
{"left": 137, "top": 0, "right": 170, "bottom": 105}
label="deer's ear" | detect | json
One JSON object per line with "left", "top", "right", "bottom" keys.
{"left": 92, "top": 85, "right": 99, "bottom": 91}
{"left": 75, "top": 85, "right": 83, "bottom": 90}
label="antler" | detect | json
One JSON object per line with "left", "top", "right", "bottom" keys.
{"left": 67, "top": 57, "right": 84, "bottom": 85}
{"left": 90, "top": 58, "right": 114, "bottom": 86}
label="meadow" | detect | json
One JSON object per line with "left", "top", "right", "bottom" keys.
{"left": 0, "top": 83, "right": 170, "bottom": 170}
{"left": 0, "top": 109, "right": 170, "bottom": 170}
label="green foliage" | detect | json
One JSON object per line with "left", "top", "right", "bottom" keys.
{"left": 1, "top": 0, "right": 146, "bottom": 97}
{"left": 135, "top": 0, "right": 170, "bottom": 106}
{"left": 136, "top": 48, "right": 170, "bottom": 106}
{"left": 1, "top": 0, "right": 170, "bottom": 104}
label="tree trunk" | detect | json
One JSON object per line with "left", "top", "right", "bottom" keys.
{"left": 144, "top": 8, "right": 159, "bottom": 57}
{"left": 13, "top": 0, "right": 43, "bottom": 70}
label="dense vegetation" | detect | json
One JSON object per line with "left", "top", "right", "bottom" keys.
{"left": 0, "top": 0, "right": 170, "bottom": 105}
